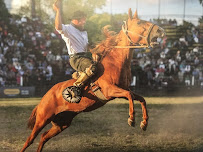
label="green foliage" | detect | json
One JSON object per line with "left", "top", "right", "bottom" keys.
{"left": 5, "top": 0, "right": 129, "bottom": 49}
{"left": 198, "top": 16, "right": 203, "bottom": 24}
{"left": 86, "top": 13, "right": 128, "bottom": 45}
{"left": 51, "top": 39, "right": 63, "bottom": 55}
{"left": 0, "top": 0, "right": 10, "bottom": 21}
{"left": 17, "top": 1, "right": 52, "bottom": 25}
{"left": 86, "top": 13, "right": 111, "bottom": 45}
{"left": 182, "top": 20, "right": 194, "bottom": 28}
{"left": 14, "top": 0, "right": 107, "bottom": 45}
{"left": 62, "top": 0, "right": 106, "bottom": 23}
{"left": 17, "top": 5, "right": 30, "bottom": 17}
{"left": 111, "top": 13, "right": 128, "bottom": 32}
{"left": 175, "top": 20, "right": 194, "bottom": 37}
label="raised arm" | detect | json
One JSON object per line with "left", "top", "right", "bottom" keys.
{"left": 53, "top": 0, "right": 63, "bottom": 31}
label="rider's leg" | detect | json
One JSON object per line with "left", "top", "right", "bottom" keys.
{"left": 69, "top": 53, "right": 97, "bottom": 88}
{"left": 73, "top": 64, "right": 95, "bottom": 87}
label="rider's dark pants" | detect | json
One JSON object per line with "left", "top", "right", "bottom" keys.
{"left": 69, "top": 52, "right": 97, "bottom": 74}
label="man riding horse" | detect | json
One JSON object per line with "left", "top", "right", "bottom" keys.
{"left": 53, "top": 0, "right": 97, "bottom": 95}
{"left": 21, "top": 2, "right": 165, "bottom": 151}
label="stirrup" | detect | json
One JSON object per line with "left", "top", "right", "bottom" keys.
{"left": 73, "top": 72, "right": 89, "bottom": 87}
{"left": 62, "top": 86, "right": 82, "bottom": 103}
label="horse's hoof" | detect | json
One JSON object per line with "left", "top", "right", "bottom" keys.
{"left": 128, "top": 118, "right": 135, "bottom": 127}
{"left": 140, "top": 121, "right": 147, "bottom": 131}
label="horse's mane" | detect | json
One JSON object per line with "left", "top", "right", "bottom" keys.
{"left": 91, "top": 25, "right": 118, "bottom": 55}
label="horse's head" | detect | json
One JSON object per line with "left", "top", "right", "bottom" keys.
{"left": 122, "top": 8, "right": 165, "bottom": 48}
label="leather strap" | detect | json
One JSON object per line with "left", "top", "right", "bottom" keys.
{"left": 90, "top": 82, "right": 108, "bottom": 103}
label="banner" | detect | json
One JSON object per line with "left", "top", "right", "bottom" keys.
{"left": 0, "top": 87, "right": 35, "bottom": 98}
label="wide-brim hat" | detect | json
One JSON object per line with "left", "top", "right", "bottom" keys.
{"left": 71, "top": 11, "right": 87, "bottom": 20}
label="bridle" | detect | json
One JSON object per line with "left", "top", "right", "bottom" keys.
{"left": 115, "top": 21, "right": 156, "bottom": 49}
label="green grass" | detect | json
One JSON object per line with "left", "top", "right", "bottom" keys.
{"left": 0, "top": 97, "right": 203, "bottom": 152}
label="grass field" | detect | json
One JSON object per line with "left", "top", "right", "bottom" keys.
{"left": 0, "top": 97, "right": 203, "bottom": 152}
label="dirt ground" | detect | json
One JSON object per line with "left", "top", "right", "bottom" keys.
{"left": 0, "top": 97, "right": 203, "bottom": 152}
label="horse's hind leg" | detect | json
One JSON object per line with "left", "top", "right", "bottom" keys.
{"left": 104, "top": 85, "right": 135, "bottom": 127}
{"left": 37, "top": 111, "right": 77, "bottom": 152}
{"left": 20, "top": 120, "right": 48, "bottom": 152}
{"left": 131, "top": 92, "right": 149, "bottom": 131}
{"left": 36, "top": 122, "right": 67, "bottom": 152}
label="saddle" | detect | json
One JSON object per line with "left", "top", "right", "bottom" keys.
{"left": 62, "top": 53, "right": 107, "bottom": 103}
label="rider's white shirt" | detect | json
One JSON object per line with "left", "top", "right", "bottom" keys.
{"left": 56, "top": 24, "right": 88, "bottom": 55}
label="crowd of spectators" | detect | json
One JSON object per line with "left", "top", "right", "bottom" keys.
{"left": 131, "top": 20, "right": 203, "bottom": 89}
{"left": 0, "top": 15, "right": 202, "bottom": 91}
{"left": 151, "top": 18, "right": 178, "bottom": 26}
{"left": 0, "top": 16, "right": 73, "bottom": 87}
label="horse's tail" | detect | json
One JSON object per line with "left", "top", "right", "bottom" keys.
{"left": 27, "top": 106, "right": 38, "bottom": 130}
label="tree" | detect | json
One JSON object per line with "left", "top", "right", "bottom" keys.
{"left": 30, "top": 0, "right": 36, "bottom": 18}
{"left": 0, "top": 0, "right": 10, "bottom": 21}
{"left": 198, "top": 0, "right": 203, "bottom": 25}
{"left": 87, "top": 13, "right": 111, "bottom": 45}
{"left": 14, "top": 0, "right": 129, "bottom": 46}
{"left": 17, "top": 0, "right": 54, "bottom": 25}
{"left": 111, "top": 13, "right": 128, "bottom": 32}
{"left": 198, "top": 16, "right": 203, "bottom": 25}
{"left": 86, "top": 13, "right": 128, "bottom": 45}
{"left": 62, "top": 0, "right": 106, "bottom": 23}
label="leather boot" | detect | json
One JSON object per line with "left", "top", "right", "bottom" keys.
{"left": 73, "top": 65, "right": 95, "bottom": 88}
{"left": 73, "top": 72, "right": 89, "bottom": 87}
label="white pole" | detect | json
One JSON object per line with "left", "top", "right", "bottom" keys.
{"left": 192, "top": 76, "right": 194, "bottom": 86}
{"left": 131, "top": 76, "right": 136, "bottom": 86}
{"left": 20, "top": 76, "right": 23, "bottom": 86}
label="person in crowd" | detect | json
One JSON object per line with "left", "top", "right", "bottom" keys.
{"left": 0, "top": 9, "right": 202, "bottom": 90}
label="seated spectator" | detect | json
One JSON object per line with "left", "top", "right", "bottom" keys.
{"left": 0, "top": 76, "right": 5, "bottom": 86}
{"left": 160, "top": 51, "right": 166, "bottom": 59}
{"left": 193, "top": 47, "right": 199, "bottom": 55}
{"left": 159, "top": 61, "right": 165, "bottom": 70}
{"left": 194, "top": 56, "right": 199, "bottom": 65}
{"left": 185, "top": 51, "right": 191, "bottom": 61}
{"left": 168, "top": 58, "right": 176, "bottom": 73}
{"left": 185, "top": 64, "right": 191, "bottom": 75}
{"left": 175, "top": 50, "right": 181, "bottom": 63}
{"left": 178, "top": 70, "right": 184, "bottom": 84}
{"left": 184, "top": 74, "right": 191, "bottom": 86}
{"left": 192, "top": 67, "right": 200, "bottom": 85}
{"left": 6, "top": 68, "right": 16, "bottom": 85}
{"left": 46, "top": 64, "right": 53, "bottom": 81}
{"left": 65, "top": 64, "right": 73, "bottom": 80}
{"left": 164, "top": 47, "right": 170, "bottom": 54}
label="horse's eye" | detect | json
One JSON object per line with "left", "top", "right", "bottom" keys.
{"left": 137, "top": 21, "right": 141, "bottom": 25}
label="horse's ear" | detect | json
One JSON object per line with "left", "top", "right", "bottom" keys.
{"left": 128, "top": 8, "right": 133, "bottom": 20}
{"left": 133, "top": 10, "right": 138, "bottom": 19}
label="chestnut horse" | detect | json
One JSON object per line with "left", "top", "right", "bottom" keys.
{"left": 20, "top": 9, "right": 164, "bottom": 152}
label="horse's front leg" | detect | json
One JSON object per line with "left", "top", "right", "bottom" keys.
{"left": 104, "top": 85, "right": 135, "bottom": 127}
{"left": 131, "top": 91, "right": 149, "bottom": 131}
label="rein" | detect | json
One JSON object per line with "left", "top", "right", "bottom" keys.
{"left": 97, "top": 21, "right": 156, "bottom": 60}
{"left": 114, "top": 21, "right": 155, "bottom": 49}
{"left": 114, "top": 45, "right": 148, "bottom": 49}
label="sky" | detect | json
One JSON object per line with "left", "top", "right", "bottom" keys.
{"left": 99, "top": 0, "right": 202, "bottom": 15}
{"left": 97, "top": 0, "right": 202, "bottom": 25}
{"left": 4, "top": 0, "right": 28, "bottom": 12}
{"left": 4, "top": 0, "right": 203, "bottom": 25}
